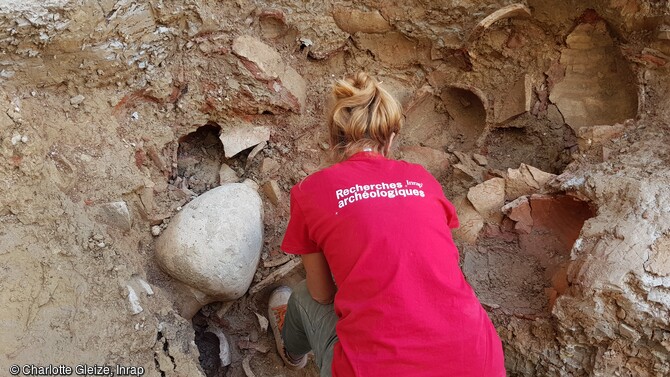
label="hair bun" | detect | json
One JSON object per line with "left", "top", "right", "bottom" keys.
{"left": 350, "top": 71, "right": 374, "bottom": 91}
{"left": 327, "top": 71, "right": 403, "bottom": 162}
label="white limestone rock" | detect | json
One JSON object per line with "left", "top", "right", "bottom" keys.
{"left": 155, "top": 183, "right": 263, "bottom": 301}
{"left": 97, "top": 201, "right": 132, "bottom": 231}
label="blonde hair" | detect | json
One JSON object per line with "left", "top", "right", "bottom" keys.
{"left": 328, "top": 72, "right": 403, "bottom": 162}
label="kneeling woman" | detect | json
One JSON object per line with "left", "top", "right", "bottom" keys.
{"left": 268, "top": 72, "right": 506, "bottom": 377}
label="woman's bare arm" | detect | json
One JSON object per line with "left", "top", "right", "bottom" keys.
{"left": 301, "top": 253, "right": 337, "bottom": 304}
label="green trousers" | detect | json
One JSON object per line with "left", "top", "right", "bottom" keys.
{"left": 281, "top": 280, "right": 339, "bottom": 377}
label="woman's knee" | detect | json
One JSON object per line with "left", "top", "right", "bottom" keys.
{"left": 288, "top": 280, "right": 311, "bottom": 308}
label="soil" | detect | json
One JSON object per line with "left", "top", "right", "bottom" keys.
{"left": 1, "top": 1, "right": 669, "bottom": 376}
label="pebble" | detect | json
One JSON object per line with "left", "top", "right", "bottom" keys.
{"left": 299, "top": 37, "right": 313, "bottom": 47}
{"left": 131, "top": 112, "right": 139, "bottom": 120}
{"left": 70, "top": 95, "right": 85, "bottom": 106}
{"left": 473, "top": 153, "right": 488, "bottom": 166}
{"left": 93, "top": 234, "right": 104, "bottom": 241}
{"left": 151, "top": 225, "right": 162, "bottom": 236}
{"left": 243, "top": 178, "right": 259, "bottom": 191}
{"left": 20, "top": 135, "right": 28, "bottom": 143}
{"left": 10, "top": 134, "right": 21, "bottom": 145}
{"left": 97, "top": 242, "right": 106, "bottom": 248}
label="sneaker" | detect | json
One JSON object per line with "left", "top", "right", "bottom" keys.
{"left": 268, "top": 286, "right": 308, "bottom": 369}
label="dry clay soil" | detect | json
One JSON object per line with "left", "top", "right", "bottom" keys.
{"left": 1, "top": 1, "right": 670, "bottom": 377}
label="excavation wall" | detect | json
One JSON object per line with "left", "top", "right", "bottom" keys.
{"left": 1, "top": 0, "right": 669, "bottom": 376}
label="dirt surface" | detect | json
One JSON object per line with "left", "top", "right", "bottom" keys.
{"left": 1, "top": 0, "right": 669, "bottom": 376}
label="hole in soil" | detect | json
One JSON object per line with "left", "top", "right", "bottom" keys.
{"left": 463, "top": 194, "right": 595, "bottom": 318}
{"left": 177, "top": 124, "right": 224, "bottom": 195}
{"left": 440, "top": 86, "right": 486, "bottom": 149}
{"left": 193, "top": 310, "right": 227, "bottom": 377}
{"left": 483, "top": 124, "right": 575, "bottom": 174}
{"left": 259, "top": 11, "right": 289, "bottom": 39}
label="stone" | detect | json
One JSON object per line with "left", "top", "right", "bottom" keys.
{"left": 467, "top": 178, "right": 505, "bottom": 223}
{"left": 255, "top": 313, "right": 269, "bottom": 332}
{"left": 502, "top": 196, "right": 533, "bottom": 233}
{"left": 219, "top": 125, "right": 270, "bottom": 158}
{"left": 452, "top": 151, "right": 485, "bottom": 183}
{"left": 125, "top": 274, "right": 154, "bottom": 316}
{"left": 151, "top": 225, "right": 162, "bottom": 236}
{"left": 219, "top": 164, "right": 239, "bottom": 185}
{"left": 69, "top": 94, "right": 85, "bottom": 106}
{"left": 232, "top": 35, "right": 307, "bottom": 113}
{"left": 472, "top": 153, "right": 488, "bottom": 166}
{"left": 155, "top": 183, "right": 263, "bottom": 301}
{"left": 399, "top": 146, "right": 450, "bottom": 180}
{"left": 96, "top": 201, "right": 132, "bottom": 231}
{"left": 262, "top": 180, "right": 282, "bottom": 206}
{"left": 505, "top": 163, "right": 556, "bottom": 201}
{"left": 138, "top": 185, "right": 155, "bottom": 215}
{"left": 451, "top": 196, "right": 484, "bottom": 244}
{"left": 11, "top": 134, "right": 21, "bottom": 145}
{"left": 494, "top": 75, "right": 532, "bottom": 126}
{"left": 260, "top": 158, "right": 280, "bottom": 176}
{"left": 243, "top": 178, "right": 259, "bottom": 191}
{"left": 618, "top": 323, "right": 641, "bottom": 342}
{"left": 332, "top": 5, "right": 392, "bottom": 34}
{"left": 645, "top": 234, "right": 670, "bottom": 276}
{"left": 126, "top": 286, "right": 143, "bottom": 315}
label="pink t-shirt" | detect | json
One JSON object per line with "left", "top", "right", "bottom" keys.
{"left": 281, "top": 152, "right": 505, "bottom": 377}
